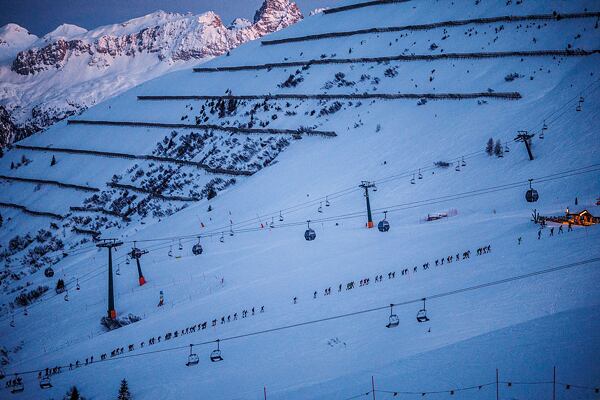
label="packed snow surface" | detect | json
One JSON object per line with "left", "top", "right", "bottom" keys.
{"left": 0, "top": 0, "right": 599, "bottom": 399}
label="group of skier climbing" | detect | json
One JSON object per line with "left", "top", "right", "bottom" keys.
{"left": 57, "top": 305, "right": 265, "bottom": 373}
{"left": 297, "top": 245, "right": 490, "bottom": 304}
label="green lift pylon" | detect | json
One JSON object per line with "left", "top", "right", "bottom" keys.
{"left": 97, "top": 238, "right": 123, "bottom": 319}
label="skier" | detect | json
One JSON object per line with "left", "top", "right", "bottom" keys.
{"left": 313, "top": 291, "right": 317, "bottom": 299}
{"left": 260, "top": 306, "right": 264, "bottom": 313}
{"left": 538, "top": 230, "right": 542, "bottom": 240}
{"left": 293, "top": 297, "right": 297, "bottom": 304}
{"left": 568, "top": 221, "right": 573, "bottom": 232}
{"left": 550, "top": 227, "right": 554, "bottom": 236}
{"left": 338, "top": 284, "right": 342, "bottom": 292}
{"left": 558, "top": 225, "right": 563, "bottom": 234}
{"left": 518, "top": 237, "right": 522, "bottom": 245}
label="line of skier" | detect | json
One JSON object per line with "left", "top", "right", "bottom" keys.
{"left": 298, "top": 245, "right": 490, "bottom": 304}
{"left": 57, "top": 305, "right": 265, "bottom": 373}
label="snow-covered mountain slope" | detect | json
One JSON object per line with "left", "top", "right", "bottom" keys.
{"left": 1, "top": 0, "right": 600, "bottom": 399}
{"left": 0, "top": 0, "right": 303, "bottom": 147}
{"left": 0, "top": 24, "right": 37, "bottom": 62}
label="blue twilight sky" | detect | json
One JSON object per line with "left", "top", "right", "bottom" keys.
{"left": 1, "top": 0, "right": 341, "bottom": 37}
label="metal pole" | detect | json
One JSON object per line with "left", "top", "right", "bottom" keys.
{"left": 264, "top": 386, "right": 267, "bottom": 400}
{"left": 136, "top": 257, "right": 146, "bottom": 286}
{"left": 523, "top": 138, "right": 534, "bottom": 160}
{"left": 553, "top": 366, "right": 556, "bottom": 400}
{"left": 496, "top": 368, "right": 499, "bottom": 400}
{"left": 365, "top": 186, "right": 373, "bottom": 228}
{"left": 372, "top": 376, "right": 376, "bottom": 400}
{"left": 107, "top": 246, "right": 116, "bottom": 319}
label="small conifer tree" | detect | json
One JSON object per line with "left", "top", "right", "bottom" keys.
{"left": 486, "top": 137, "right": 494, "bottom": 156}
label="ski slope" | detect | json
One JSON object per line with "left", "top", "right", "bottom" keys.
{"left": 1, "top": 0, "right": 600, "bottom": 398}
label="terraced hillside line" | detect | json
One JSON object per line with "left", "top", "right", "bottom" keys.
{"left": 0, "top": 201, "right": 64, "bottom": 220}
{"left": 106, "top": 182, "right": 201, "bottom": 202}
{"left": 14, "top": 145, "right": 253, "bottom": 177}
{"left": 263, "top": 12, "right": 600, "bottom": 45}
{"left": 138, "top": 92, "right": 522, "bottom": 101}
{"left": 69, "top": 206, "right": 128, "bottom": 220}
{"left": 67, "top": 119, "right": 337, "bottom": 137}
{"left": 323, "top": 0, "right": 411, "bottom": 14}
{"left": 0, "top": 175, "right": 100, "bottom": 193}
{"left": 72, "top": 226, "right": 100, "bottom": 238}
{"left": 193, "top": 49, "right": 600, "bottom": 73}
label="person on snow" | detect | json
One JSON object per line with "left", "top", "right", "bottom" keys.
{"left": 538, "top": 230, "right": 542, "bottom": 240}
{"left": 518, "top": 237, "right": 522, "bottom": 245}
{"left": 568, "top": 221, "right": 573, "bottom": 232}
{"left": 550, "top": 227, "right": 554, "bottom": 236}
{"left": 558, "top": 225, "right": 564, "bottom": 234}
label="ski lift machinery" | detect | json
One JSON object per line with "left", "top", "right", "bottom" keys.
{"left": 192, "top": 238, "right": 203, "bottom": 255}
{"left": 525, "top": 179, "right": 539, "bottom": 203}
{"left": 39, "top": 375, "right": 52, "bottom": 389}
{"left": 386, "top": 304, "right": 400, "bottom": 328}
{"left": 416, "top": 298, "right": 430, "bottom": 323}
{"left": 186, "top": 344, "right": 199, "bottom": 366}
{"left": 378, "top": 211, "right": 390, "bottom": 232}
{"left": 210, "top": 340, "right": 224, "bottom": 362}
{"left": 304, "top": 221, "right": 316, "bottom": 241}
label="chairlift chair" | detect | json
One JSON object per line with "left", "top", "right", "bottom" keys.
{"left": 210, "top": 340, "right": 224, "bottom": 362}
{"left": 115, "top": 264, "right": 121, "bottom": 276}
{"left": 39, "top": 376, "right": 52, "bottom": 389}
{"left": 168, "top": 246, "right": 173, "bottom": 257}
{"left": 23, "top": 307, "right": 28, "bottom": 316}
{"left": 269, "top": 217, "right": 275, "bottom": 228}
{"left": 525, "top": 179, "right": 539, "bottom": 203}
{"left": 304, "top": 221, "right": 316, "bottom": 241}
{"left": 418, "top": 169, "right": 423, "bottom": 179}
{"left": 279, "top": 211, "right": 284, "bottom": 222}
{"left": 386, "top": 304, "right": 399, "bottom": 328}
{"left": 192, "top": 238, "right": 203, "bottom": 256}
{"left": 461, "top": 157, "right": 467, "bottom": 167}
{"left": 186, "top": 344, "right": 200, "bottom": 366}
{"left": 219, "top": 233, "right": 225, "bottom": 243}
{"left": 410, "top": 174, "right": 415, "bottom": 185}
{"left": 76, "top": 279, "right": 80, "bottom": 291}
{"left": 10, "top": 314, "right": 15, "bottom": 328}
{"left": 416, "top": 298, "right": 430, "bottom": 323}
{"left": 504, "top": 143, "right": 510, "bottom": 153}
{"left": 378, "top": 211, "right": 390, "bottom": 232}
{"left": 325, "top": 197, "right": 330, "bottom": 207}
{"left": 178, "top": 240, "right": 183, "bottom": 251}
{"left": 318, "top": 202, "right": 323, "bottom": 213}
{"left": 455, "top": 162, "right": 461, "bottom": 172}
{"left": 10, "top": 379, "right": 24, "bottom": 394}
{"left": 64, "top": 292, "right": 69, "bottom": 302}
{"left": 44, "top": 267, "right": 54, "bottom": 278}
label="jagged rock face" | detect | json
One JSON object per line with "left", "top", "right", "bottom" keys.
{"left": 11, "top": 0, "right": 302, "bottom": 76}
{"left": 0, "top": 106, "right": 18, "bottom": 147}
{"left": 0, "top": 0, "right": 303, "bottom": 148}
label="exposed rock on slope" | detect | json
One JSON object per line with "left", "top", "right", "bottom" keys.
{"left": 0, "top": 0, "right": 303, "bottom": 147}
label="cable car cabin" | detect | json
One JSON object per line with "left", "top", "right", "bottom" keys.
{"left": 39, "top": 376, "right": 52, "bottom": 389}
{"left": 192, "top": 243, "right": 203, "bottom": 255}
{"left": 378, "top": 220, "right": 390, "bottom": 232}
{"left": 304, "top": 228, "right": 316, "bottom": 241}
{"left": 525, "top": 188, "right": 539, "bottom": 202}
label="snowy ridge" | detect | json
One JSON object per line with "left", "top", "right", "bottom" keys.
{"left": 0, "top": 0, "right": 599, "bottom": 399}
{"left": 0, "top": 0, "right": 303, "bottom": 147}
